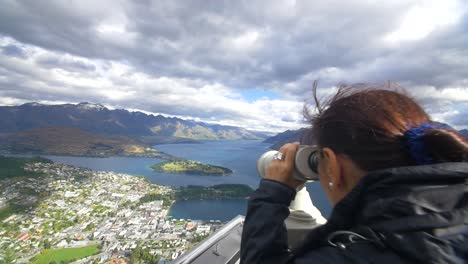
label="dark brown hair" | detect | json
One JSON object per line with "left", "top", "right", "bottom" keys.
{"left": 304, "top": 81, "right": 468, "bottom": 171}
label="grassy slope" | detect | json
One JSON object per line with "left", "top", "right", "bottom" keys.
{"left": 31, "top": 244, "right": 100, "bottom": 264}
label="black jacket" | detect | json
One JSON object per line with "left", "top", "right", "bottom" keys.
{"left": 240, "top": 163, "right": 468, "bottom": 264}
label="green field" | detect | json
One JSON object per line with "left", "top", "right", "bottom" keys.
{"left": 30, "top": 244, "right": 100, "bottom": 264}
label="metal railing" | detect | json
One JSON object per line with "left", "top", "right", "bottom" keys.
{"left": 172, "top": 215, "right": 244, "bottom": 264}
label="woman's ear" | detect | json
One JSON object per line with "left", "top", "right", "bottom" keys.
{"left": 321, "top": 147, "right": 342, "bottom": 188}
{"left": 320, "top": 148, "right": 367, "bottom": 205}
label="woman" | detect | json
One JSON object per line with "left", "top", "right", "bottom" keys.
{"left": 240, "top": 83, "right": 468, "bottom": 264}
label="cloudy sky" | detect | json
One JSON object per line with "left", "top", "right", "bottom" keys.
{"left": 0, "top": 0, "right": 467, "bottom": 132}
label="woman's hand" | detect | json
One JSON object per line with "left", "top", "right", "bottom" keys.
{"left": 264, "top": 142, "right": 305, "bottom": 189}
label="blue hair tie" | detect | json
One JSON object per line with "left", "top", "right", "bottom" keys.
{"left": 404, "top": 123, "right": 437, "bottom": 165}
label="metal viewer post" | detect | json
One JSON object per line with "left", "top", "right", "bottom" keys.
{"left": 285, "top": 185, "right": 327, "bottom": 248}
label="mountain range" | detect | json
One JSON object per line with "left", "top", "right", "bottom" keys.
{"left": 0, "top": 102, "right": 267, "bottom": 157}
{"left": 0, "top": 102, "right": 266, "bottom": 141}
{"left": 2, "top": 102, "right": 465, "bottom": 157}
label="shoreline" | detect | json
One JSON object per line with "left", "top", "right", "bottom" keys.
{"left": 164, "top": 200, "right": 176, "bottom": 219}
{"left": 0, "top": 150, "right": 181, "bottom": 161}
{"left": 1, "top": 158, "right": 226, "bottom": 262}
{"left": 2, "top": 152, "right": 253, "bottom": 223}
{"left": 0, "top": 140, "right": 266, "bottom": 262}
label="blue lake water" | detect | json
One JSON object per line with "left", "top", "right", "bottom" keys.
{"left": 19, "top": 140, "right": 332, "bottom": 219}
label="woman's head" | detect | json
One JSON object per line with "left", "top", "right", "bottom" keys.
{"left": 304, "top": 81, "right": 468, "bottom": 204}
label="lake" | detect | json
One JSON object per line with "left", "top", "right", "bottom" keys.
{"left": 23, "top": 140, "right": 332, "bottom": 220}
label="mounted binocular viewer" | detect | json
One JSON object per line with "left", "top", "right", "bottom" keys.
{"left": 257, "top": 145, "right": 326, "bottom": 247}
{"left": 256, "top": 145, "right": 320, "bottom": 182}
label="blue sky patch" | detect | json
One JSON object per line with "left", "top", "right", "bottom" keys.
{"left": 240, "top": 89, "right": 279, "bottom": 102}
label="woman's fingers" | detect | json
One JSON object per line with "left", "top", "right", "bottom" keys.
{"left": 265, "top": 142, "right": 303, "bottom": 188}
{"left": 280, "top": 142, "right": 299, "bottom": 165}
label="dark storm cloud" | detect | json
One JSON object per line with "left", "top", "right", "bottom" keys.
{"left": 121, "top": 0, "right": 411, "bottom": 88}
{"left": 0, "top": 0, "right": 467, "bottom": 130}
{"left": 1, "top": 0, "right": 466, "bottom": 91}
{"left": 0, "top": 0, "right": 411, "bottom": 87}
{"left": 0, "top": 1, "right": 99, "bottom": 57}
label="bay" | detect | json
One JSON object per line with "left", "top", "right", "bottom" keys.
{"left": 38, "top": 140, "right": 270, "bottom": 188}
{"left": 11, "top": 140, "right": 332, "bottom": 219}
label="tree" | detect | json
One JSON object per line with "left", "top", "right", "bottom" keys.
{"left": 130, "top": 246, "right": 160, "bottom": 264}
{"left": 1, "top": 247, "right": 15, "bottom": 264}
{"left": 43, "top": 239, "right": 51, "bottom": 249}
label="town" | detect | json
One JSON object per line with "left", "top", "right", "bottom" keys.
{"left": 0, "top": 161, "right": 224, "bottom": 263}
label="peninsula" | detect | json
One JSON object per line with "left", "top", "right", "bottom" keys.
{"left": 151, "top": 160, "right": 233, "bottom": 176}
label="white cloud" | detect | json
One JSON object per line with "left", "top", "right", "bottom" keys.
{"left": 0, "top": 0, "right": 467, "bottom": 133}
{"left": 384, "top": 0, "right": 464, "bottom": 43}
{"left": 224, "top": 31, "right": 261, "bottom": 52}
{"left": 0, "top": 96, "right": 28, "bottom": 106}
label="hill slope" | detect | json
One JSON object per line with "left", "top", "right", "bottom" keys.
{"left": 459, "top": 129, "right": 468, "bottom": 138}
{"left": 263, "top": 128, "right": 310, "bottom": 150}
{"left": 0, "top": 102, "right": 265, "bottom": 140}
{"left": 0, "top": 127, "right": 175, "bottom": 158}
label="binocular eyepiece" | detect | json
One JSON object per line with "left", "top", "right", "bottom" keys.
{"left": 256, "top": 145, "right": 321, "bottom": 182}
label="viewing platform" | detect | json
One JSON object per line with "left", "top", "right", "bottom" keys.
{"left": 173, "top": 186, "right": 326, "bottom": 264}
